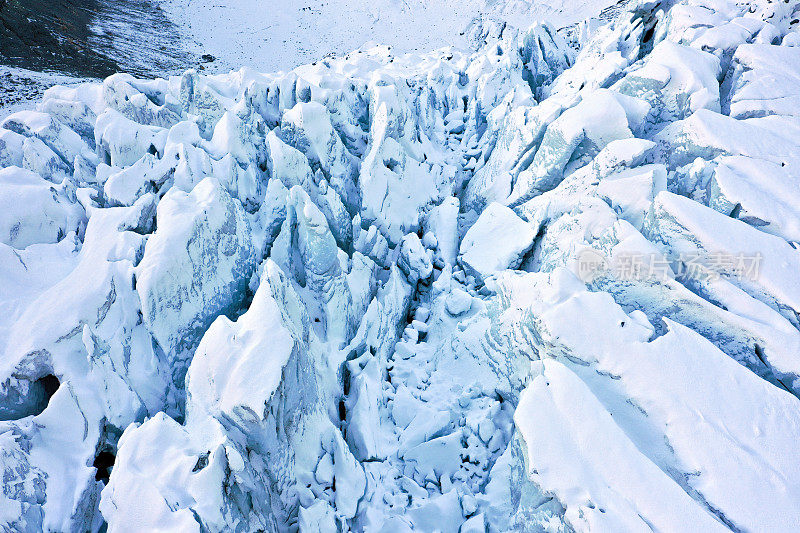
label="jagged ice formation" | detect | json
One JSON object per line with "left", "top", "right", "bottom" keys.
{"left": 2, "top": 0, "right": 800, "bottom": 530}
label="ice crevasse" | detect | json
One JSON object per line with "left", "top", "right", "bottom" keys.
{"left": 2, "top": 0, "right": 800, "bottom": 530}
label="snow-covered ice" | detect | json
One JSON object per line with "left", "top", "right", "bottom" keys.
{"left": 3, "top": 0, "right": 800, "bottom": 530}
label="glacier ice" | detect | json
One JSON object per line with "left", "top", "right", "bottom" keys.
{"left": 3, "top": 0, "right": 800, "bottom": 530}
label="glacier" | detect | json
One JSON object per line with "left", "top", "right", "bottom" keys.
{"left": 2, "top": 0, "right": 800, "bottom": 530}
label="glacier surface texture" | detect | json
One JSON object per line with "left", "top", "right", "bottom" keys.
{"left": 2, "top": 0, "right": 800, "bottom": 530}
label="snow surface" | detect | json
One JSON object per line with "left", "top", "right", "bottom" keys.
{"left": 156, "top": 0, "right": 616, "bottom": 74}
{"left": 3, "top": 0, "right": 800, "bottom": 530}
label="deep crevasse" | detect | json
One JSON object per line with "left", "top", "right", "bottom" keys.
{"left": 2, "top": 0, "right": 800, "bottom": 530}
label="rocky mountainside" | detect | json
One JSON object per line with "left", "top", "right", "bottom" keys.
{"left": 1, "top": 0, "right": 800, "bottom": 530}
{"left": 0, "top": 0, "right": 190, "bottom": 77}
